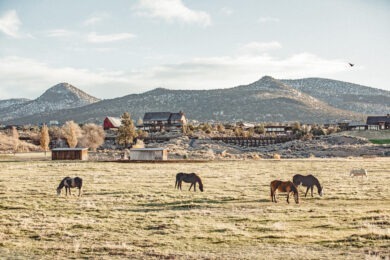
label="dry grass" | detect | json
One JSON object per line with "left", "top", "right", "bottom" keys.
{"left": 0, "top": 158, "right": 389, "bottom": 259}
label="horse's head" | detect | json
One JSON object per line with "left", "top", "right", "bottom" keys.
{"left": 56, "top": 187, "right": 61, "bottom": 196}
{"left": 319, "top": 186, "right": 323, "bottom": 197}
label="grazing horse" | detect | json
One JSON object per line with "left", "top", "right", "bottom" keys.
{"left": 293, "top": 174, "right": 323, "bottom": 197}
{"left": 270, "top": 180, "right": 299, "bottom": 204}
{"left": 350, "top": 168, "right": 368, "bottom": 178}
{"left": 57, "top": 177, "right": 83, "bottom": 196}
{"left": 175, "top": 173, "right": 204, "bottom": 192}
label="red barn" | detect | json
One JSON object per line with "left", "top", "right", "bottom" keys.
{"left": 103, "top": 117, "right": 122, "bottom": 130}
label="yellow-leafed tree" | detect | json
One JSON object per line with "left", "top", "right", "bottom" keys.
{"left": 40, "top": 124, "right": 50, "bottom": 155}
{"left": 62, "top": 121, "right": 82, "bottom": 148}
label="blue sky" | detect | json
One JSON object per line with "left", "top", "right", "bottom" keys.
{"left": 0, "top": 0, "right": 389, "bottom": 99}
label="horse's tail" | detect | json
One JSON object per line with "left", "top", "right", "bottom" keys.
{"left": 175, "top": 173, "right": 182, "bottom": 188}
{"left": 270, "top": 181, "right": 279, "bottom": 198}
{"left": 78, "top": 177, "right": 83, "bottom": 189}
{"left": 292, "top": 175, "right": 301, "bottom": 186}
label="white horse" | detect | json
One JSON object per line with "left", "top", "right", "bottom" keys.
{"left": 350, "top": 168, "right": 368, "bottom": 178}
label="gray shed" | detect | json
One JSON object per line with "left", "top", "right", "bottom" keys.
{"left": 129, "top": 148, "right": 168, "bottom": 161}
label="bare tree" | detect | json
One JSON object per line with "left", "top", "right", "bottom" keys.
{"left": 40, "top": 124, "right": 50, "bottom": 156}
{"left": 11, "top": 126, "right": 19, "bottom": 154}
{"left": 116, "top": 112, "right": 136, "bottom": 148}
{"left": 62, "top": 121, "right": 82, "bottom": 148}
{"left": 79, "top": 123, "right": 106, "bottom": 151}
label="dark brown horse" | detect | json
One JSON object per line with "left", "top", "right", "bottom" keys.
{"left": 293, "top": 174, "right": 323, "bottom": 197}
{"left": 175, "top": 173, "right": 203, "bottom": 192}
{"left": 270, "top": 180, "right": 299, "bottom": 204}
{"left": 57, "top": 177, "right": 83, "bottom": 196}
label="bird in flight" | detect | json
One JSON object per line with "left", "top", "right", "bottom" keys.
{"left": 349, "top": 63, "right": 354, "bottom": 67}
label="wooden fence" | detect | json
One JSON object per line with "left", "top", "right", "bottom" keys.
{"left": 211, "top": 136, "right": 295, "bottom": 147}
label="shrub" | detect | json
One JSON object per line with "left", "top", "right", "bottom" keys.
{"left": 273, "top": 153, "right": 281, "bottom": 160}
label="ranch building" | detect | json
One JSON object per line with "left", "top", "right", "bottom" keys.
{"left": 129, "top": 148, "right": 168, "bottom": 161}
{"left": 141, "top": 111, "right": 187, "bottom": 132}
{"left": 103, "top": 116, "right": 122, "bottom": 130}
{"left": 366, "top": 114, "right": 390, "bottom": 130}
{"left": 52, "top": 148, "right": 89, "bottom": 161}
{"left": 265, "top": 125, "right": 292, "bottom": 135}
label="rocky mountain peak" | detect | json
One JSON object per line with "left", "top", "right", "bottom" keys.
{"left": 37, "top": 82, "right": 100, "bottom": 104}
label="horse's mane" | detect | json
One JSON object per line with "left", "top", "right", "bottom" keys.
{"left": 57, "top": 176, "right": 71, "bottom": 189}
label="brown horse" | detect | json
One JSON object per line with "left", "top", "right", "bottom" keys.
{"left": 270, "top": 180, "right": 299, "bottom": 204}
{"left": 175, "top": 172, "right": 204, "bottom": 192}
{"left": 56, "top": 177, "right": 83, "bottom": 196}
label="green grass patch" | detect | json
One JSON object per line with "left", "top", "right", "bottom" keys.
{"left": 369, "top": 139, "right": 390, "bottom": 144}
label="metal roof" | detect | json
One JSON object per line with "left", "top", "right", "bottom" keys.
{"left": 130, "top": 148, "right": 168, "bottom": 151}
{"left": 366, "top": 115, "right": 390, "bottom": 125}
{"left": 105, "top": 117, "right": 122, "bottom": 127}
{"left": 52, "top": 148, "right": 88, "bottom": 151}
{"left": 143, "top": 112, "right": 172, "bottom": 121}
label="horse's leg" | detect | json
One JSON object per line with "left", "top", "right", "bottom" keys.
{"left": 189, "top": 183, "right": 193, "bottom": 191}
{"left": 311, "top": 186, "right": 314, "bottom": 197}
{"left": 286, "top": 192, "right": 290, "bottom": 204}
{"left": 194, "top": 182, "right": 197, "bottom": 192}
{"left": 69, "top": 188, "right": 71, "bottom": 196}
{"left": 78, "top": 187, "right": 81, "bottom": 197}
{"left": 305, "top": 187, "right": 309, "bottom": 197}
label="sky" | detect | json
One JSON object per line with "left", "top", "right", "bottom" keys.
{"left": 0, "top": 0, "right": 389, "bottom": 100}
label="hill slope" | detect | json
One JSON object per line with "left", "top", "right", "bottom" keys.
{"left": 0, "top": 83, "right": 100, "bottom": 122}
{"left": 0, "top": 98, "right": 30, "bottom": 109}
{"left": 4, "top": 77, "right": 362, "bottom": 124}
{"left": 281, "top": 78, "right": 390, "bottom": 115}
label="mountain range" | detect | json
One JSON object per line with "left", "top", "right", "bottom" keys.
{"left": 1, "top": 76, "right": 388, "bottom": 125}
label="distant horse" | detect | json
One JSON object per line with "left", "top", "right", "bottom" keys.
{"left": 270, "top": 180, "right": 299, "bottom": 204}
{"left": 57, "top": 177, "right": 83, "bottom": 196}
{"left": 350, "top": 168, "right": 368, "bottom": 178}
{"left": 175, "top": 173, "right": 204, "bottom": 192}
{"left": 293, "top": 174, "right": 323, "bottom": 197}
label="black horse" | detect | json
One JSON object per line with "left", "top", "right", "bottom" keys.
{"left": 175, "top": 172, "right": 204, "bottom": 192}
{"left": 293, "top": 174, "right": 323, "bottom": 197}
{"left": 57, "top": 177, "right": 83, "bottom": 196}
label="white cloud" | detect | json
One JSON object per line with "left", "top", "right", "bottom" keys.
{"left": 0, "top": 10, "right": 21, "bottom": 38}
{"left": 239, "top": 41, "right": 282, "bottom": 55}
{"left": 45, "top": 29, "right": 74, "bottom": 38}
{"left": 220, "top": 7, "right": 233, "bottom": 16}
{"left": 0, "top": 56, "right": 131, "bottom": 99}
{"left": 135, "top": 53, "right": 349, "bottom": 90}
{"left": 83, "top": 13, "right": 110, "bottom": 26}
{"left": 87, "top": 32, "right": 136, "bottom": 43}
{"left": 0, "top": 50, "right": 350, "bottom": 99}
{"left": 136, "top": 0, "right": 211, "bottom": 26}
{"left": 258, "top": 17, "right": 280, "bottom": 23}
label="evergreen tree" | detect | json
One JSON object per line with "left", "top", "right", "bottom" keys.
{"left": 117, "top": 112, "right": 136, "bottom": 148}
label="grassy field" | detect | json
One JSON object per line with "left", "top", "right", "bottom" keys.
{"left": 0, "top": 159, "right": 389, "bottom": 259}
